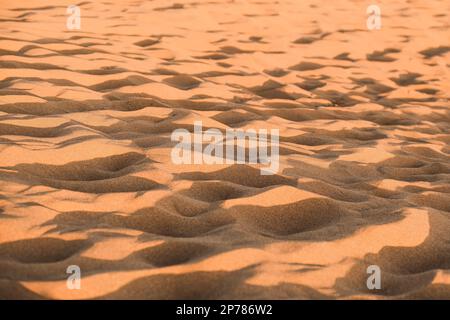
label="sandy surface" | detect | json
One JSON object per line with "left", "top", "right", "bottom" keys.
{"left": 0, "top": 0, "right": 449, "bottom": 299}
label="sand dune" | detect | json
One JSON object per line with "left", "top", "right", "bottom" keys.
{"left": 0, "top": 0, "right": 449, "bottom": 299}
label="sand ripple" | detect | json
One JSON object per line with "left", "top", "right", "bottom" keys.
{"left": 0, "top": 0, "right": 449, "bottom": 299}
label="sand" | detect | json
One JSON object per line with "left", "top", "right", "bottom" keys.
{"left": 0, "top": 0, "right": 449, "bottom": 299}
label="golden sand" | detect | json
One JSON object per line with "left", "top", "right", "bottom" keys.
{"left": 0, "top": 0, "right": 449, "bottom": 299}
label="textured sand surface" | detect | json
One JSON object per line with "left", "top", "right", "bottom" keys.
{"left": 0, "top": 0, "right": 450, "bottom": 299}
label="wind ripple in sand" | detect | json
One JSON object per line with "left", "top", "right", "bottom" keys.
{"left": 0, "top": 0, "right": 450, "bottom": 299}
